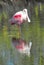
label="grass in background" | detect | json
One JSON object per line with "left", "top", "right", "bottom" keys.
{"left": 0, "top": 4, "right": 44, "bottom": 65}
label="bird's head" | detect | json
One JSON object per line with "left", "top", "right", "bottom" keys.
{"left": 23, "top": 8, "right": 31, "bottom": 23}
{"left": 23, "top": 8, "right": 27, "bottom": 14}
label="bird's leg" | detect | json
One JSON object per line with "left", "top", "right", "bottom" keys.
{"left": 17, "top": 25, "right": 21, "bottom": 38}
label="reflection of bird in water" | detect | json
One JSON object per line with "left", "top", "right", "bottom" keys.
{"left": 12, "top": 38, "right": 32, "bottom": 56}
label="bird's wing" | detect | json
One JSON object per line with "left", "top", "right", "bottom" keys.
{"left": 14, "top": 11, "right": 23, "bottom": 16}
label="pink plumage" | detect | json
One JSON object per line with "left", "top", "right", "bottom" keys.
{"left": 10, "top": 8, "right": 30, "bottom": 25}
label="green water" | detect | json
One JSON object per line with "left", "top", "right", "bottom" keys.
{"left": 0, "top": 4, "right": 44, "bottom": 65}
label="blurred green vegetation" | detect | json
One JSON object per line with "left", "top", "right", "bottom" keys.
{"left": 0, "top": 1, "right": 44, "bottom": 65}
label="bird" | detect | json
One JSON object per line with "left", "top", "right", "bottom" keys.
{"left": 9, "top": 8, "right": 31, "bottom": 37}
{"left": 10, "top": 8, "right": 30, "bottom": 25}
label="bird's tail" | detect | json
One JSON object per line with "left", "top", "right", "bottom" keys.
{"left": 9, "top": 18, "right": 16, "bottom": 25}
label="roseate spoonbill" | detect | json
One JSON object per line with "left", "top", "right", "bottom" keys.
{"left": 9, "top": 8, "right": 31, "bottom": 37}
{"left": 10, "top": 8, "right": 30, "bottom": 25}
{"left": 12, "top": 38, "right": 32, "bottom": 56}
